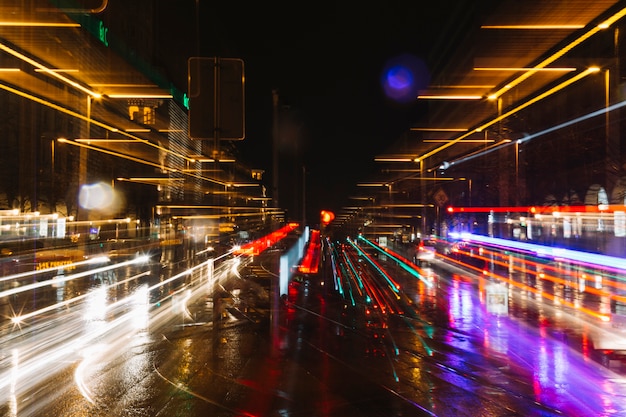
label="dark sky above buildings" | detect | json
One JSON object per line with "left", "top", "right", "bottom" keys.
{"left": 156, "top": 1, "right": 485, "bottom": 222}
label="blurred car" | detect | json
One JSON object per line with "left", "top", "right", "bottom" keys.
{"left": 434, "top": 239, "right": 453, "bottom": 255}
{"left": 415, "top": 239, "right": 436, "bottom": 263}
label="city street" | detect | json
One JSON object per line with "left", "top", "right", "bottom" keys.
{"left": 2, "top": 241, "right": 626, "bottom": 416}
{"left": 3, "top": 2, "right": 626, "bottom": 416}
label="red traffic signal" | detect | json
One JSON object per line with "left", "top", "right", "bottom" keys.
{"left": 320, "top": 210, "right": 335, "bottom": 226}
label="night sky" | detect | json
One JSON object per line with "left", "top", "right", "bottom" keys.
{"left": 156, "top": 1, "right": 482, "bottom": 223}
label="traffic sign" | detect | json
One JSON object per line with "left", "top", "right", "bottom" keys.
{"left": 188, "top": 57, "right": 245, "bottom": 140}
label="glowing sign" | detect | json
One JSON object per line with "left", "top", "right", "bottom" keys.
{"left": 486, "top": 283, "right": 508, "bottom": 315}
{"left": 98, "top": 20, "right": 109, "bottom": 47}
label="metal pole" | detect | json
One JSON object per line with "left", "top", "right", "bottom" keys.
{"left": 50, "top": 139, "right": 55, "bottom": 213}
{"left": 420, "top": 160, "right": 426, "bottom": 235}
{"left": 272, "top": 90, "right": 279, "bottom": 212}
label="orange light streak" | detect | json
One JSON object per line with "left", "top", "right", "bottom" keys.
{"left": 460, "top": 242, "right": 626, "bottom": 297}
{"left": 439, "top": 251, "right": 611, "bottom": 322}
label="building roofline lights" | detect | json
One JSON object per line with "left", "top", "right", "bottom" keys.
{"left": 481, "top": 25, "right": 585, "bottom": 30}
{"left": 410, "top": 127, "right": 468, "bottom": 132}
{"left": 474, "top": 67, "right": 576, "bottom": 72}
{"left": 0, "top": 41, "right": 101, "bottom": 98}
{"left": 418, "top": 67, "right": 600, "bottom": 161}
{"left": 0, "top": 21, "right": 81, "bottom": 27}
{"left": 417, "top": 94, "right": 483, "bottom": 100}
{"left": 486, "top": 7, "right": 626, "bottom": 99}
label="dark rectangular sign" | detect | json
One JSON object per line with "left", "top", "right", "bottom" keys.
{"left": 188, "top": 57, "right": 245, "bottom": 140}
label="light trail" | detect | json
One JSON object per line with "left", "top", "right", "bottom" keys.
{"left": 347, "top": 238, "right": 401, "bottom": 294}
{"left": 357, "top": 235, "right": 434, "bottom": 288}
{"left": 440, "top": 249, "right": 611, "bottom": 322}
{"left": 12, "top": 270, "right": 151, "bottom": 324}
{"left": 0, "top": 224, "right": 302, "bottom": 409}
{"left": 442, "top": 99, "right": 626, "bottom": 169}
{"left": 0, "top": 300, "right": 145, "bottom": 398}
{"left": 0, "top": 255, "right": 149, "bottom": 300}
{"left": 455, "top": 241, "right": 626, "bottom": 298}
{"left": 454, "top": 233, "right": 626, "bottom": 273}
{"left": 74, "top": 344, "right": 107, "bottom": 404}
{"left": 0, "top": 256, "right": 110, "bottom": 284}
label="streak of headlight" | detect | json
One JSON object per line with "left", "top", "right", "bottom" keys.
{"left": 74, "top": 287, "right": 152, "bottom": 403}
{"left": 130, "top": 285, "right": 150, "bottom": 330}
{"left": 196, "top": 246, "right": 214, "bottom": 256}
{"left": 342, "top": 252, "right": 368, "bottom": 304}
{"left": 147, "top": 258, "right": 213, "bottom": 296}
{"left": 74, "top": 344, "right": 108, "bottom": 404}
{"left": 340, "top": 246, "right": 403, "bottom": 375}
{"left": 355, "top": 236, "right": 404, "bottom": 291}
{"left": 347, "top": 251, "right": 388, "bottom": 311}
{"left": 182, "top": 289, "right": 193, "bottom": 318}
{"left": 343, "top": 243, "right": 379, "bottom": 306}
{"left": 12, "top": 271, "right": 151, "bottom": 324}
{"left": 230, "top": 257, "right": 241, "bottom": 277}
{"left": 84, "top": 287, "right": 107, "bottom": 321}
{"left": 2, "top": 284, "right": 152, "bottom": 405}
{"left": 95, "top": 272, "right": 152, "bottom": 311}
{"left": 0, "top": 255, "right": 110, "bottom": 284}
{"left": 360, "top": 276, "right": 383, "bottom": 309}
{"left": 445, "top": 99, "right": 626, "bottom": 168}
{"left": 10, "top": 349, "right": 17, "bottom": 416}
{"left": 0, "top": 256, "right": 145, "bottom": 299}
{"left": 0, "top": 308, "right": 139, "bottom": 393}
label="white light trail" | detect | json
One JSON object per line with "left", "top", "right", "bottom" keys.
{"left": 457, "top": 233, "right": 626, "bottom": 272}
{"left": 0, "top": 256, "right": 110, "bottom": 284}
{"left": 445, "top": 99, "right": 626, "bottom": 168}
{"left": 0, "top": 255, "right": 146, "bottom": 300}
{"left": 12, "top": 270, "right": 151, "bottom": 324}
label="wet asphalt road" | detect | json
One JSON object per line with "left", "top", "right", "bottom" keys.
{"left": 4, "top": 245, "right": 626, "bottom": 416}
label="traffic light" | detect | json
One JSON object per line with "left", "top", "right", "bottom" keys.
{"left": 320, "top": 210, "right": 335, "bottom": 226}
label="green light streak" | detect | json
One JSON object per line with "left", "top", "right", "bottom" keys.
{"left": 339, "top": 263, "right": 357, "bottom": 306}
{"left": 357, "top": 235, "right": 433, "bottom": 288}
{"left": 346, "top": 239, "right": 399, "bottom": 294}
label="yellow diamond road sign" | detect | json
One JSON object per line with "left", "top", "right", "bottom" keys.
{"left": 434, "top": 188, "right": 449, "bottom": 207}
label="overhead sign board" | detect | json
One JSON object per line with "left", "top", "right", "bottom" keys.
{"left": 188, "top": 57, "right": 245, "bottom": 140}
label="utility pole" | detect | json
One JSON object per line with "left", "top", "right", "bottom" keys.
{"left": 272, "top": 89, "right": 280, "bottom": 213}
{"left": 302, "top": 165, "right": 306, "bottom": 227}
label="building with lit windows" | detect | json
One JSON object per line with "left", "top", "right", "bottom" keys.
{"left": 0, "top": 0, "right": 273, "bottom": 254}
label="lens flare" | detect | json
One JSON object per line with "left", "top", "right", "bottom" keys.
{"left": 381, "top": 54, "right": 429, "bottom": 103}
{"left": 78, "top": 181, "right": 124, "bottom": 214}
